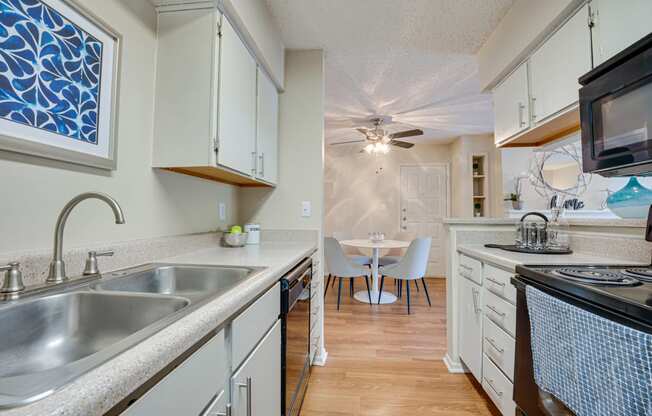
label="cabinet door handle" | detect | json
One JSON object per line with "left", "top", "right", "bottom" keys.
{"left": 518, "top": 102, "right": 526, "bottom": 127}
{"left": 471, "top": 288, "right": 481, "bottom": 314}
{"left": 485, "top": 378, "right": 503, "bottom": 397}
{"left": 485, "top": 337, "right": 505, "bottom": 353}
{"left": 486, "top": 304, "right": 506, "bottom": 317}
{"left": 486, "top": 277, "right": 506, "bottom": 287}
{"left": 237, "top": 377, "right": 252, "bottom": 416}
{"left": 259, "top": 152, "right": 265, "bottom": 176}
{"left": 530, "top": 97, "right": 537, "bottom": 121}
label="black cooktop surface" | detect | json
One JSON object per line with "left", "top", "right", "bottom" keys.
{"left": 515, "top": 264, "right": 652, "bottom": 327}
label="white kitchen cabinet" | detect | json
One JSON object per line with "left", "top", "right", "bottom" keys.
{"left": 231, "top": 282, "right": 280, "bottom": 369}
{"left": 232, "top": 320, "right": 282, "bottom": 416}
{"left": 153, "top": 7, "right": 218, "bottom": 168}
{"left": 122, "top": 330, "right": 227, "bottom": 416}
{"left": 152, "top": 6, "right": 279, "bottom": 187}
{"left": 529, "top": 5, "right": 592, "bottom": 124}
{"left": 590, "top": 0, "right": 652, "bottom": 66}
{"left": 217, "top": 16, "right": 258, "bottom": 176}
{"left": 459, "top": 274, "right": 483, "bottom": 381}
{"left": 493, "top": 62, "right": 529, "bottom": 145}
{"left": 255, "top": 68, "right": 279, "bottom": 184}
{"left": 482, "top": 354, "right": 516, "bottom": 416}
{"left": 457, "top": 252, "right": 517, "bottom": 416}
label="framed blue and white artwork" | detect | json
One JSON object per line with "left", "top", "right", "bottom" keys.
{"left": 0, "top": 0, "right": 120, "bottom": 169}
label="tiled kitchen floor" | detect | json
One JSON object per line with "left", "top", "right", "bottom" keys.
{"left": 302, "top": 278, "right": 500, "bottom": 416}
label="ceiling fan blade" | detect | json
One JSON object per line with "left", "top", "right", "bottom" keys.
{"left": 356, "top": 128, "right": 370, "bottom": 136}
{"left": 330, "top": 139, "right": 366, "bottom": 146}
{"left": 389, "top": 129, "right": 423, "bottom": 139}
{"left": 390, "top": 140, "right": 415, "bottom": 149}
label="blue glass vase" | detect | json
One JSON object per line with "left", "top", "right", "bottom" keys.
{"left": 607, "top": 177, "right": 652, "bottom": 219}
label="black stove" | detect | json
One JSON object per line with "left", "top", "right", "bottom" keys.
{"left": 552, "top": 267, "right": 641, "bottom": 286}
{"left": 515, "top": 264, "right": 652, "bottom": 327}
{"left": 512, "top": 264, "right": 652, "bottom": 416}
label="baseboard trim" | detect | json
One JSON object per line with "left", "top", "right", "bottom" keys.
{"left": 443, "top": 353, "right": 466, "bottom": 373}
{"left": 313, "top": 349, "right": 328, "bottom": 366}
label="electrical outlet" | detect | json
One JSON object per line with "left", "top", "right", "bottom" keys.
{"left": 301, "top": 201, "right": 311, "bottom": 217}
{"left": 218, "top": 202, "right": 226, "bottom": 221}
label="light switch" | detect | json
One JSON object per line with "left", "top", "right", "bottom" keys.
{"left": 218, "top": 202, "right": 226, "bottom": 220}
{"left": 301, "top": 201, "right": 311, "bottom": 217}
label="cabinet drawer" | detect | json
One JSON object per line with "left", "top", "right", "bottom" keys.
{"left": 483, "top": 316, "right": 515, "bottom": 381}
{"left": 482, "top": 354, "right": 516, "bottom": 416}
{"left": 232, "top": 282, "right": 280, "bottom": 369}
{"left": 483, "top": 264, "right": 516, "bottom": 304}
{"left": 459, "top": 254, "right": 482, "bottom": 285}
{"left": 123, "top": 330, "right": 226, "bottom": 416}
{"left": 484, "top": 290, "right": 516, "bottom": 337}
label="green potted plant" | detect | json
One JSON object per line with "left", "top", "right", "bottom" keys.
{"left": 504, "top": 193, "right": 523, "bottom": 210}
{"left": 504, "top": 175, "right": 526, "bottom": 210}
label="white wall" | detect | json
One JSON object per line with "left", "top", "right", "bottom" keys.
{"left": 450, "top": 134, "right": 504, "bottom": 217}
{"left": 238, "top": 50, "right": 324, "bottom": 230}
{"left": 324, "top": 143, "right": 451, "bottom": 239}
{"left": 0, "top": 0, "right": 238, "bottom": 255}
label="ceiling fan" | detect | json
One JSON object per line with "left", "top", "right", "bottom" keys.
{"left": 330, "top": 117, "right": 423, "bottom": 153}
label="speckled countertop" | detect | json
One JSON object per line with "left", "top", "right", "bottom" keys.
{"left": 1, "top": 241, "right": 317, "bottom": 416}
{"left": 444, "top": 217, "right": 647, "bottom": 228}
{"left": 458, "top": 244, "right": 650, "bottom": 272}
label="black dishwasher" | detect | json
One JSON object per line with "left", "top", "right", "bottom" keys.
{"left": 281, "top": 258, "right": 312, "bottom": 416}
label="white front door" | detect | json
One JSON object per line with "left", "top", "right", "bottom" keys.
{"left": 400, "top": 164, "right": 449, "bottom": 276}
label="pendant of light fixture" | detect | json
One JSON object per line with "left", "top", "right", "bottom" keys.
{"left": 363, "top": 133, "right": 392, "bottom": 154}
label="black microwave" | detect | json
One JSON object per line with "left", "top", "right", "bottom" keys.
{"left": 579, "top": 33, "right": 652, "bottom": 177}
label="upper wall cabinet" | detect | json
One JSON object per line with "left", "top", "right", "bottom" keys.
{"left": 529, "top": 5, "right": 591, "bottom": 124}
{"left": 256, "top": 68, "right": 279, "bottom": 184}
{"left": 493, "top": 63, "right": 529, "bottom": 145}
{"left": 590, "top": 0, "right": 652, "bottom": 65}
{"left": 217, "top": 17, "right": 258, "bottom": 177}
{"left": 493, "top": 5, "right": 591, "bottom": 147}
{"left": 152, "top": 6, "right": 280, "bottom": 187}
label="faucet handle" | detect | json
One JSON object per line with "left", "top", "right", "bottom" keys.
{"left": 83, "top": 250, "right": 114, "bottom": 276}
{"left": 0, "top": 262, "right": 25, "bottom": 295}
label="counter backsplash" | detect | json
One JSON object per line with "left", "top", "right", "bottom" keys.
{"left": 0, "top": 229, "right": 320, "bottom": 288}
{"left": 449, "top": 225, "right": 651, "bottom": 263}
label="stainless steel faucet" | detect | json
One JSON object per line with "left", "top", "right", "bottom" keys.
{"left": 0, "top": 262, "right": 24, "bottom": 299}
{"left": 47, "top": 192, "right": 125, "bottom": 283}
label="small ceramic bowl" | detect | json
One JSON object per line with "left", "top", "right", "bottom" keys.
{"left": 223, "top": 232, "right": 248, "bottom": 247}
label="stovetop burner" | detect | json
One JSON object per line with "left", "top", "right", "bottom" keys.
{"left": 623, "top": 268, "right": 652, "bottom": 282}
{"left": 516, "top": 264, "right": 652, "bottom": 327}
{"left": 553, "top": 267, "right": 641, "bottom": 286}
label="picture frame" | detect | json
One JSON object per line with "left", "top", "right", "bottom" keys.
{"left": 0, "top": 0, "right": 121, "bottom": 170}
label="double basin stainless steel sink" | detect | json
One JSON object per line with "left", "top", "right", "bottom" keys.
{"left": 0, "top": 264, "right": 263, "bottom": 409}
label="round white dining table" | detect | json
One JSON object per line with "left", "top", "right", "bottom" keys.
{"left": 340, "top": 239, "right": 410, "bottom": 304}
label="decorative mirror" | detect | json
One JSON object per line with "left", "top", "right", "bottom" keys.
{"left": 529, "top": 140, "right": 592, "bottom": 201}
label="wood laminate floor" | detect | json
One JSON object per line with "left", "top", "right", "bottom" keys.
{"left": 302, "top": 278, "right": 501, "bottom": 416}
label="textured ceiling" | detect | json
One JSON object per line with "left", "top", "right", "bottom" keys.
{"left": 265, "top": 0, "right": 515, "bottom": 144}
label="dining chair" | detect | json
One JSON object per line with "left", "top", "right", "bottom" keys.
{"left": 324, "top": 237, "right": 373, "bottom": 310}
{"left": 378, "top": 237, "right": 432, "bottom": 314}
{"left": 332, "top": 231, "right": 372, "bottom": 266}
{"left": 378, "top": 231, "right": 415, "bottom": 294}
